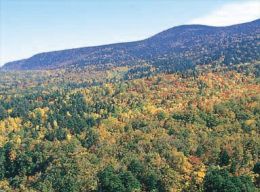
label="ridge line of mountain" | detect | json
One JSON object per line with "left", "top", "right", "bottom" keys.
{"left": 2, "top": 18, "right": 259, "bottom": 71}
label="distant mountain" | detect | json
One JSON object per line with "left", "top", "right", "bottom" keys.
{"left": 2, "top": 19, "right": 260, "bottom": 71}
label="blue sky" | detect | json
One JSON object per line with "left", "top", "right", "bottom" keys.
{"left": 0, "top": 0, "right": 260, "bottom": 65}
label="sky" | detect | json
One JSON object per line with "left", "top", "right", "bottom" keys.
{"left": 0, "top": 0, "right": 260, "bottom": 66}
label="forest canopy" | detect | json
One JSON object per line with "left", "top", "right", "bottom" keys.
{"left": 0, "top": 61, "right": 259, "bottom": 192}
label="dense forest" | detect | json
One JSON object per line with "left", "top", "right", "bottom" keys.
{"left": 0, "top": 60, "right": 259, "bottom": 191}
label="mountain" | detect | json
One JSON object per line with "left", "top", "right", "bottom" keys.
{"left": 2, "top": 19, "right": 260, "bottom": 71}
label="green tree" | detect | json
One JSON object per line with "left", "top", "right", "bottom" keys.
{"left": 219, "top": 150, "right": 230, "bottom": 166}
{"left": 127, "top": 159, "right": 145, "bottom": 179}
{"left": 203, "top": 168, "right": 255, "bottom": 192}
{"left": 0, "top": 106, "right": 7, "bottom": 120}
{"left": 253, "top": 162, "right": 260, "bottom": 174}
{"left": 157, "top": 111, "right": 166, "bottom": 121}
{"left": 119, "top": 171, "right": 141, "bottom": 192}
{"left": 97, "top": 166, "right": 125, "bottom": 192}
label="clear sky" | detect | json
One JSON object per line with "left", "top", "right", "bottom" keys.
{"left": 0, "top": 0, "right": 260, "bottom": 66}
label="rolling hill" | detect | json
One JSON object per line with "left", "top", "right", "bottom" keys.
{"left": 2, "top": 19, "right": 259, "bottom": 71}
{"left": 1, "top": 19, "right": 260, "bottom": 192}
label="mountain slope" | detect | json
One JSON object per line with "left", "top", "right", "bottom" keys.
{"left": 2, "top": 19, "right": 260, "bottom": 71}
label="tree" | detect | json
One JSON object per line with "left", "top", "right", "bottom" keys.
{"left": 196, "top": 145, "right": 204, "bottom": 157}
{"left": 98, "top": 166, "right": 141, "bottom": 192}
{"left": 97, "top": 166, "right": 125, "bottom": 192}
{"left": 35, "top": 156, "right": 80, "bottom": 192}
{"left": 0, "top": 106, "right": 7, "bottom": 120}
{"left": 230, "top": 161, "right": 237, "bottom": 174}
{"left": 157, "top": 111, "right": 166, "bottom": 121}
{"left": 203, "top": 168, "right": 255, "bottom": 192}
{"left": 82, "top": 129, "right": 99, "bottom": 149}
{"left": 119, "top": 171, "right": 141, "bottom": 192}
{"left": 144, "top": 172, "right": 165, "bottom": 192}
{"left": 219, "top": 150, "right": 230, "bottom": 166}
{"left": 0, "top": 148, "right": 6, "bottom": 179}
{"left": 127, "top": 159, "right": 145, "bottom": 179}
{"left": 253, "top": 162, "right": 260, "bottom": 188}
{"left": 253, "top": 162, "right": 260, "bottom": 174}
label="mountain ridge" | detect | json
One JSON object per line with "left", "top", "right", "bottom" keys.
{"left": 2, "top": 19, "right": 260, "bottom": 71}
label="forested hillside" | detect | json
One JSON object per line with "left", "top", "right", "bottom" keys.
{"left": 0, "top": 61, "right": 259, "bottom": 191}
{"left": 2, "top": 19, "right": 259, "bottom": 71}
{"left": 0, "top": 17, "right": 260, "bottom": 192}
